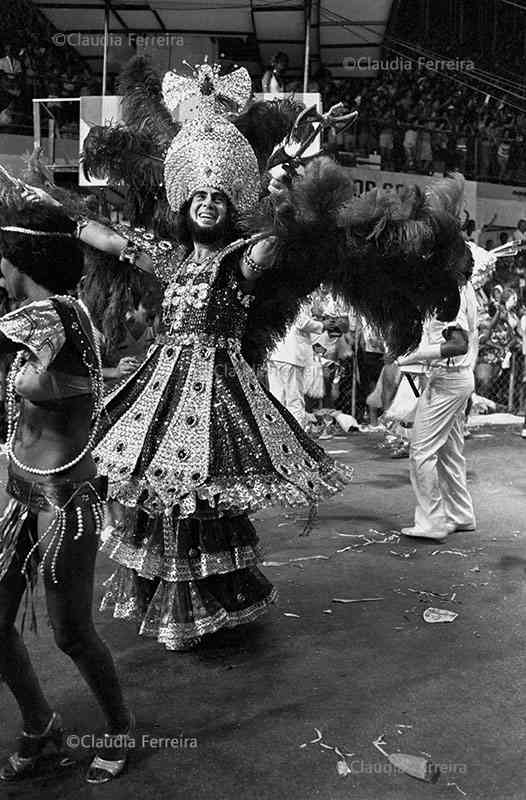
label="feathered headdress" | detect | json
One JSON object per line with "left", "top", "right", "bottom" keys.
{"left": 81, "top": 56, "right": 304, "bottom": 231}
{"left": 162, "top": 62, "right": 260, "bottom": 213}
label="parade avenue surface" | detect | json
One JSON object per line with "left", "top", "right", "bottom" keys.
{"left": 0, "top": 425, "right": 524, "bottom": 800}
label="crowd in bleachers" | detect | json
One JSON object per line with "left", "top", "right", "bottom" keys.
{"left": 0, "top": 0, "right": 96, "bottom": 133}
{"left": 319, "top": 65, "right": 526, "bottom": 184}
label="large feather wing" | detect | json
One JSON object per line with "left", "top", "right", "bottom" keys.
{"left": 242, "top": 158, "right": 467, "bottom": 365}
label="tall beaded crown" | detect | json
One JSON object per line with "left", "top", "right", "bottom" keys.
{"left": 162, "top": 61, "right": 261, "bottom": 214}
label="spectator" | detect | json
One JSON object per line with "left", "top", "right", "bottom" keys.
{"left": 261, "top": 51, "right": 289, "bottom": 94}
{"left": 513, "top": 219, "right": 526, "bottom": 243}
{"left": 497, "top": 132, "right": 511, "bottom": 179}
{"left": 416, "top": 120, "right": 433, "bottom": 174}
{"left": 403, "top": 119, "right": 418, "bottom": 170}
{"left": 0, "top": 43, "right": 22, "bottom": 79}
{"left": 379, "top": 119, "right": 394, "bottom": 169}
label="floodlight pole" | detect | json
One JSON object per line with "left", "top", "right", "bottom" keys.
{"left": 102, "top": 0, "right": 110, "bottom": 96}
{"left": 303, "top": 0, "right": 312, "bottom": 93}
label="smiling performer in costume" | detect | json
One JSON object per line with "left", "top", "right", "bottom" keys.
{"left": 91, "top": 63, "right": 350, "bottom": 651}
{"left": 76, "top": 58, "right": 468, "bottom": 652}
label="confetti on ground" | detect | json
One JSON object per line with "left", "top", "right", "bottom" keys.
{"left": 299, "top": 728, "right": 354, "bottom": 777}
{"left": 447, "top": 781, "right": 467, "bottom": 796}
{"left": 407, "top": 587, "right": 451, "bottom": 601}
{"left": 262, "top": 555, "right": 330, "bottom": 567}
{"left": 289, "top": 555, "right": 330, "bottom": 562}
{"left": 283, "top": 613, "right": 301, "bottom": 618}
{"left": 322, "top": 609, "right": 333, "bottom": 614}
{"left": 390, "top": 549, "right": 417, "bottom": 559}
{"left": 332, "top": 597, "right": 385, "bottom": 604}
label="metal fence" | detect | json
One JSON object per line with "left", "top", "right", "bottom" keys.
{"left": 477, "top": 352, "right": 525, "bottom": 414}
{"left": 306, "top": 352, "right": 526, "bottom": 420}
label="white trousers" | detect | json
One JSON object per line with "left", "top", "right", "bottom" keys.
{"left": 267, "top": 362, "right": 306, "bottom": 427}
{"left": 409, "top": 368, "right": 475, "bottom": 532}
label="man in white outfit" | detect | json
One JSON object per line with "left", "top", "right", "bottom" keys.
{"left": 267, "top": 308, "right": 336, "bottom": 427}
{"left": 396, "top": 272, "right": 477, "bottom": 541}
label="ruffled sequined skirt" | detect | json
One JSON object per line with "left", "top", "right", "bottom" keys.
{"left": 100, "top": 503, "right": 277, "bottom": 650}
{"left": 94, "top": 339, "right": 351, "bottom": 649}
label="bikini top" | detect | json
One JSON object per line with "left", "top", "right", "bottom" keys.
{"left": 0, "top": 297, "right": 95, "bottom": 403}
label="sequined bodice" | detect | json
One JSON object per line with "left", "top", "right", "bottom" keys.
{"left": 161, "top": 239, "right": 254, "bottom": 345}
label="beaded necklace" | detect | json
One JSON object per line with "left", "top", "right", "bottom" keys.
{"left": 6, "top": 296, "right": 105, "bottom": 477}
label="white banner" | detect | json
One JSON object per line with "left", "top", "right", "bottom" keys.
{"left": 346, "top": 166, "right": 478, "bottom": 228}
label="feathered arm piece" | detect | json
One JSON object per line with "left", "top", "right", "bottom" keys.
{"left": 242, "top": 157, "right": 467, "bottom": 365}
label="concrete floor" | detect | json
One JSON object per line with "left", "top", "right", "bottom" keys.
{"left": 0, "top": 427, "right": 525, "bottom": 800}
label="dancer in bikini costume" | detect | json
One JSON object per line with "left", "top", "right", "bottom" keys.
{"left": 0, "top": 180, "right": 131, "bottom": 785}
{"left": 78, "top": 58, "right": 468, "bottom": 652}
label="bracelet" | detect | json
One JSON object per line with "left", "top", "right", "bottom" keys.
{"left": 119, "top": 240, "right": 142, "bottom": 265}
{"left": 243, "top": 246, "right": 275, "bottom": 276}
{"left": 75, "top": 217, "right": 90, "bottom": 239}
{"left": 242, "top": 248, "right": 267, "bottom": 274}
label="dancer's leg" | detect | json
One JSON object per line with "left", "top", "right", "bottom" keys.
{"left": 0, "top": 517, "right": 53, "bottom": 733}
{"left": 42, "top": 506, "right": 128, "bottom": 733}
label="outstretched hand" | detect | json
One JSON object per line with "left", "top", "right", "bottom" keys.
{"left": 21, "top": 184, "right": 61, "bottom": 207}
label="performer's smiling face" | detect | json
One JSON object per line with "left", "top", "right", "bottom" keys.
{"left": 188, "top": 188, "right": 229, "bottom": 243}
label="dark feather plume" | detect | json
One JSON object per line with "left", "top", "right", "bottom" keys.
{"left": 81, "top": 124, "right": 173, "bottom": 229}
{"left": 234, "top": 98, "right": 307, "bottom": 172}
{"left": 117, "top": 55, "right": 178, "bottom": 150}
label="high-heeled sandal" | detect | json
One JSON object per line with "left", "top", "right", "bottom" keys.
{"left": 0, "top": 712, "right": 71, "bottom": 782}
{"left": 85, "top": 712, "right": 135, "bottom": 784}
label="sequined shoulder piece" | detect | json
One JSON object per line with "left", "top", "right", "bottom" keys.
{"left": 0, "top": 299, "right": 65, "bottom": 368}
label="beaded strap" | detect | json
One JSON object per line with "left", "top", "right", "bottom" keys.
{"left": 6, "top": 297, "right": 104, "bottom": 477}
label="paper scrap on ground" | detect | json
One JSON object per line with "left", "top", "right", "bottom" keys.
{"left": 431, "top": 549, "right": 468, "bottom": 557}
{"left": 423, "top": 607, "right": 458, "bottom": 623}
{"left": 283, "top": 613, "right": 300, "bottom": 618}
{"left": 373, "top": 735, "right": 440, "bottom": 783}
